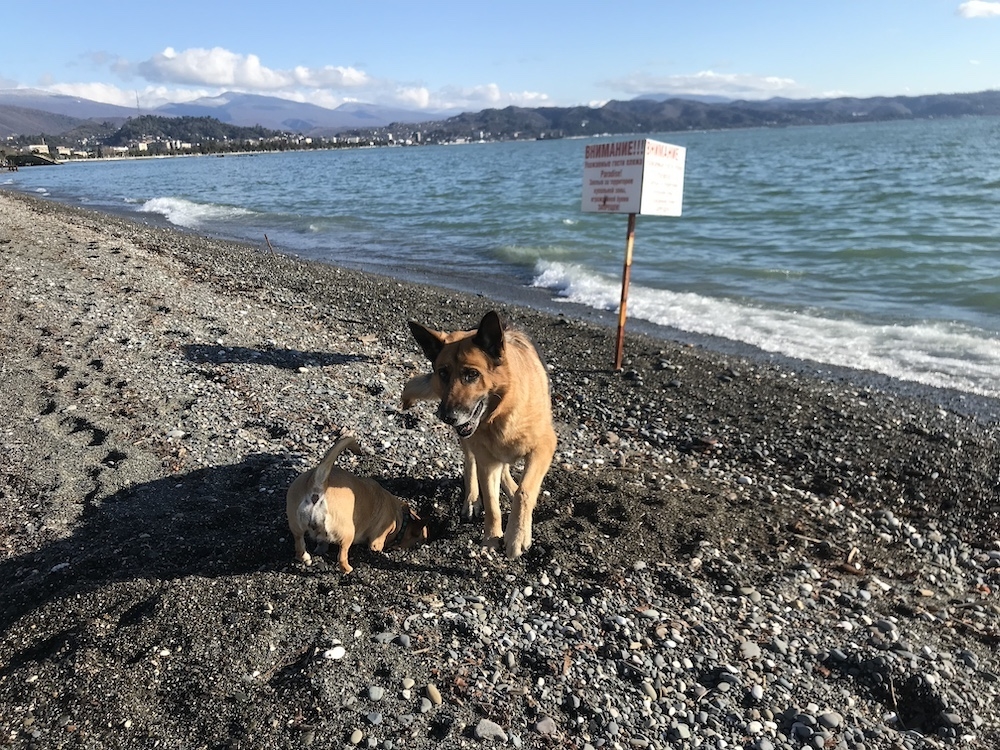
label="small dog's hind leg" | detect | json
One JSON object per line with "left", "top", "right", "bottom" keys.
{"left": 337, "top": 535, "right": 355, "bottom": 574}
{"left": 293, "top": 532, "right": 312, "bottom": 566}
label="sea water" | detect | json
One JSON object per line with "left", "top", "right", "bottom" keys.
{"left": 6, "top": 116, "right": 1000, "bottom": 399}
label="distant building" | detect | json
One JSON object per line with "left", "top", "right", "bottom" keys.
{"left": 28, "top": 144, "right": 50, "bottom": 155}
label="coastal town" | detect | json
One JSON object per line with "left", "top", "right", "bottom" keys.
{"left": 1, "top": 125, "right": 439, "bottom": 167}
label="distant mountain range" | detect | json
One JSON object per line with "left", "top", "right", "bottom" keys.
{"left": 421, "top": 90, "right": 1000, "bottom": 140}
{"left": 0, "top": 88, "right": 449, "bottom": 138}
{"left": 2, "top": 87, "right": 999, "bottom": 143}
{"left": 154, "top": 92, "right": 450, "bottom": 133}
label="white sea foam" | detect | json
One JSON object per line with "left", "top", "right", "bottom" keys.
{"left": 533, "top": 260, "right": 1000, "bottom": 398}
{"left": 138, "top": 196, "right": 251, "bottom": 229}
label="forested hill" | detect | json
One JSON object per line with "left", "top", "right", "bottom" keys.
{"left": 409, "top": 89, "right": 1000, "bottom": 139}
{"left": 105, "top": 115, "right": 279, "bottom": 146}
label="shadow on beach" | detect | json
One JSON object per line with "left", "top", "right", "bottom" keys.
{"left": 182, "top": 344, "right": 370, "bottom": 370}
{"left": 0, "top": 452, "right": 466, "bottom": 649}
{"left": 0, "top": 454, "right": 294, "bottom": 639}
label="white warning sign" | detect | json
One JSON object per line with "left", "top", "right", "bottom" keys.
{"left": 581, "top": 138, "right": 685, "bottom": 216}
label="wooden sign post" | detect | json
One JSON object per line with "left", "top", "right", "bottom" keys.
{"left": 581, "top": 138, "right": 686, "bottom": 370}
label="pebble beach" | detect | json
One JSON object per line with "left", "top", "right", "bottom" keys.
{"left": 1, "top": 189, "right": 999, "bottom": 749}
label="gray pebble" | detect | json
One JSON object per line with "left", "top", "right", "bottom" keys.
{"left": 474, "top": 719, "right": 507, "bottom": 741}
{"left": 818, "top": 711, "right": 843, "bottom": 729}
{"left": 535, "top": 716, "right": 557, "bottom": 735}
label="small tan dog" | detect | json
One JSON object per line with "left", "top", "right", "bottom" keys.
{"left": 404, "top": 311, "right": 556, "bottom": 558}
{"left": 285, "top": 434, "right": 427, "bottom": 573}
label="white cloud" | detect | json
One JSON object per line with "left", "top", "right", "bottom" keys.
{"left": 511, "top": 91, "right": 552, "bottom": 107}
{"left": 25, "top": 45, "right": 554, "bottom": 113}
{"left": 291, "top": 65, "right": 369, "bottom": 89}
{"left": 394, "top": 86, "right": 432, "bottom": 110}
{"left": 137, "top": 47, "right": 369, "bottom": 91}
{"left": 958, "top": 1, "right": 1000, "bottom": 17}
{"left": 605, "top": 70, "right": 807, "bottom": 100}
{"left": 440, "top": 83, "right": 503, "bottom": 106}
{"left": 432, "top": 83, "right": 550, "bottom": 110}
{"left": 46, "top": 81, "right": 213, "bottom": 109}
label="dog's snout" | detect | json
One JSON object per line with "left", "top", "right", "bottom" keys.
{"left": 437, "top": 404, "right": 458, "bottom": 425}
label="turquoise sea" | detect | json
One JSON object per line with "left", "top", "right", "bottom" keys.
{"left": 5, "top": 116, "right": 1000, "bottom": 400}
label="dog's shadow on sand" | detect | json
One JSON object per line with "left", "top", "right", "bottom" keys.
{"left": 182, "top": 344, "right": 370, "bottom": 369}
{"left": 0, "top": 453, "right": 468, "bottom": 638}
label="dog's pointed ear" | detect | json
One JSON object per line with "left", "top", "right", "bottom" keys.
{"left": 473, "top": 311, "right": 505, "bottom": 362}
{"left": 409, "top": 321, "right": 444, "bottom": 362}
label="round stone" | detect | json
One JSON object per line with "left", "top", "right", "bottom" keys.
{"left": 474, "top": 719, "right": 507, "bottom": 741}
{"left": 426, "top": 683, "right": 442, "bottom": 705}
{"left": 818, "top": 711, "right": 843, "bottom": 729}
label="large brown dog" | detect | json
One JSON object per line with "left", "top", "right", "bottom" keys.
{"left": 406, "top": 311, "right": 556, "bottom": 558}
{"left": 285, "top": 434, "right": 427, "bottom": 573}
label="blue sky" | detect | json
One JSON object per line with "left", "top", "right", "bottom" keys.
{"left": 2, "top": 1, "right": 998, "bottom": 112}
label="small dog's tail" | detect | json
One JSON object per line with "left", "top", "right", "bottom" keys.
{"left": 311, "top": 433, "right": 360, "bottom": 491}
{"left": 401, "top": 373, "right": 435, "bottom": 410}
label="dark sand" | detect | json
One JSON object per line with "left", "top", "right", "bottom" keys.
{"left": 1, "top": 190, "right": 998, "bottom": 749}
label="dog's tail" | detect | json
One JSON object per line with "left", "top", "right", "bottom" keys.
{"left": 311, "top": 433, "right": 361, "bottom": 490}
{"left": 401, "top": 373, "right": 436, "bottom": 410}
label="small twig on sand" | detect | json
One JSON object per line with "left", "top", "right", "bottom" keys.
{"left": 264, "top": 234, "right": 276, "bottom": 256}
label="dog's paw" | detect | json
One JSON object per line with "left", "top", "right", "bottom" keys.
{"left": 504, "top": 528, "right": 531, "bottom": 559}
{"left": 297, "top": 552, "right": 313, "bottom": 566}
{"left": 463, "top": 498, "right": 484, "bottom": 521}
{"left": 480, "top": 535, "right": 503, "bottom": 553}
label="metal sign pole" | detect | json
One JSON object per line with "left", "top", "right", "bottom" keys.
{"left": 614, "top": 212, "right": 637, "bottom": 370}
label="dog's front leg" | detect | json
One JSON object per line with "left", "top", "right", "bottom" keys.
{"left": 462, "top": 441, "right": 483, "bottom": 519}
{"left": 369, "top": 531, "right": 390, "bottom": 553}
{"left": 477, "top": 459, "right": 505, "bottom": 549}
{"left": 504, "top": 445, "right": 555, "bottom": 559}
